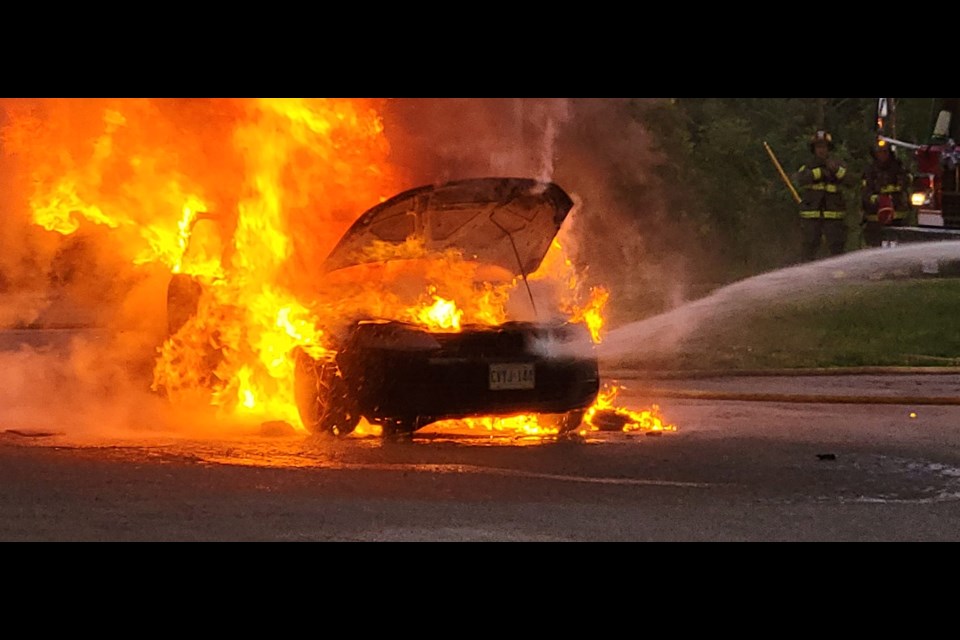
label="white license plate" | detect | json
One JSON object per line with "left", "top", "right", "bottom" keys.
{"left": 489, "top": 363, "right": 535, "bottom": 390}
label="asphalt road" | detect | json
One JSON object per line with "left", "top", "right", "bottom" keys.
{"left": 2, "top": 371, "right": 959, "bottom": 541}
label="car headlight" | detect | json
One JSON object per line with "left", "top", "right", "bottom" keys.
{"left": 911, "top": 191, "right": 930, "bottom": 207}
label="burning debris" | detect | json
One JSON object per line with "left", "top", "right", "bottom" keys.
{"left": 585, "top": 384, "right": 676, "bottom": 434}
{"left": 0, "top": 98, "right": 675, "bottom": 439}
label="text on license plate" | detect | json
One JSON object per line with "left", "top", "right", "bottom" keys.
{"left": 489, "top": 363, "right": 535, "bottom": 390}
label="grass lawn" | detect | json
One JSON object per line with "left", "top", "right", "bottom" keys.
{"left": 610, "top": 277, "right": 960, "bottom": 371}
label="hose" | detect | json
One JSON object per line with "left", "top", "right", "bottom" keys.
{"left": 633, "top": 388, "right": 960, "bottom": 406}
{"left": 605, "top": 366, "right": 960, "bottom": 406}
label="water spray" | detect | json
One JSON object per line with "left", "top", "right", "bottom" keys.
{"left": 535, "top": 241, "right": 960, "bottom": 364}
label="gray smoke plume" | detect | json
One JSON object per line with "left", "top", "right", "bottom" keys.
{"left": 382, "top": 98, "right": 685, "bottom": 321}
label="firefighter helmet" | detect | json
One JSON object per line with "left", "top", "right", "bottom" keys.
{"left": 809, "top": 130, "right": 835, "bottom": 152}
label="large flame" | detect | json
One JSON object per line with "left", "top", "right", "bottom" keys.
{"left": 2, "top": 98, "right": 667, "bottom": 437}
{"left": 412, "top": 291, "right": 463, "bottom": 331}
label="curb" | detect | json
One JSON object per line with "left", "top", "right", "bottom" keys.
{"left": 601, "top": 366, "right": 960, "bottom": 380}
{"left": 599, "top": 367, "right": 960, "bottom": 406}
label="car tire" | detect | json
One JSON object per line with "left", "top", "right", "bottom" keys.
{"left": 293, "top": 348, "right": 360, "bottom": 437}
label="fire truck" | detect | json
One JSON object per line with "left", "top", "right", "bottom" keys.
{"left": 880, "top": 98, "right": 960, "bottom": 244}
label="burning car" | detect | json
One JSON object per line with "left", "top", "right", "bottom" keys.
{"left": 166, "top": 177, "right": 600, "bottom": 437}
{"left": 294, "top": 177, "right": 600, "bottom": 437}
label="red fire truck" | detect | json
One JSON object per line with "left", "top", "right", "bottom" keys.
{"left": 882, "top": 98, "right": 960, "bottom": 243}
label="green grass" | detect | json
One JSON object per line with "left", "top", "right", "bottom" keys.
{"left": 628, "top": 278, "right": 960, "bottom": 371}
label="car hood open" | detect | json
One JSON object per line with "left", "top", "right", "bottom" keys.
{"left": 323, "top": 177, "right": 575, "bottom": 277}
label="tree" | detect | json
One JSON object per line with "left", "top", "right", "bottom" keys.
{"left": 632, "top": 98, "right": 891, "bottom": 284}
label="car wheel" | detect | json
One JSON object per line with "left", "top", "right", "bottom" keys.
{"left": 293, "top": 349, "right": 359, "bottom": 437}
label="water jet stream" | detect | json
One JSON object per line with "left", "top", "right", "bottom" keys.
{"left": 538, "top": 241, "right": 960, "bottom": 364}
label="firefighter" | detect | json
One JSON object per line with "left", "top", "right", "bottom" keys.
{"left": 793, "top": 130, "right": 855, "bottom": 262}
{"left": 860, "top": 138, "right": 912, "bottom": 248}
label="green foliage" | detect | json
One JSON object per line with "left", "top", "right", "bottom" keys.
{"left": 617, "top": 278, "right": 960, "bottom": 371}
{"left": 891, "top": 98, "right": 943, "bottom": 144}
{"left": 639, "top": 278, "right": 960, "bottom": 370}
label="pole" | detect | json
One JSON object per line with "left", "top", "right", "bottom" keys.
{"left": 763, "top": 141, "right": 801, "bottom": 204}
{"left": 889, "top": 97, "right": 897, "bottom": 139}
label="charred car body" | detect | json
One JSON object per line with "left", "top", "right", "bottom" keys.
{"left": 294, "top": 318, "right": 598, "bottom": 437}
{"left": 168, "top": 177, "right": 600, "bottom": 437}
{"left": 294, "top": 177, "right": 599, "bottom": 436}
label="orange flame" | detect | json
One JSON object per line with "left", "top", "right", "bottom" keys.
{"left": 585, "top": 384, "right": 677, "bottom": 433}
{"left": 3, "top": 98, "right": 396, "bottom": 430}
{"left": 2, "top": 98, "right": 669, "bottom": 437}
{"left": 571, "top": 286, "right": 609, "bottom": 343}
{"left": 531, "top": 238, "right": 609, "bottom": 343}
{"left": 459, "top": 415, "right": 554, "bottom": 436}
{"left": 413, "top": 293, "right": 463, "bottom": 331}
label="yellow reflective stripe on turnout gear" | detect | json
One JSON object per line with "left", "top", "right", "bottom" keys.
{"left": 836, "top": 166, "right": 846, "bottom": 179}
{"left": 880, "top": 185, "right": 901, "bottom": 193}
{"left": 800, "top": 210, "right": 845, "bottom": 219}
{"left": 808, "top": 183, "right": 839, "bottom": 192}
{"left": 811, "top": 167, "right": 822, "bottom": 180}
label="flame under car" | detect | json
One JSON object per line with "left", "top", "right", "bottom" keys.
{"left": 167, "top": 177, "right": 600, "bottom": 436}
{"left": 293, "top": 319, "right": 598, "bottom": 436}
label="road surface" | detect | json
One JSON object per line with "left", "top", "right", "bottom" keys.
{"left": 2, "top": 370, "right": 959, "bottom": 541}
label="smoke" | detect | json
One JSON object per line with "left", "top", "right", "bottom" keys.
{"left": 382, "top": 98, "right": 686, "bottom": 322}
{"left": 551, "top": 99, "right": 691, "bottom": 322}
{"left": 0, "top": 98, "right": 679, "bottom": 436}
{"left": 0, "top": 259, "right": 218, "bottom": 437}
{"left": 0, "top": 337, "right": 240, "bottom": 438}
{"left": 381, "top": 98, "right": 572, "bottom": 184}
{"left": 0, "top": 102, "right": 161, "bottom": 431}
{"left": 0, "top": 101, "right": 56, "bottom": 296}
{"left": 0, "top": 99, "right": 249, "bottom": 435}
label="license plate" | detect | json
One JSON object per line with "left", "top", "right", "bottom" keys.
{"left": 489, "top": 363, "right": 535, "bottom": 390}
